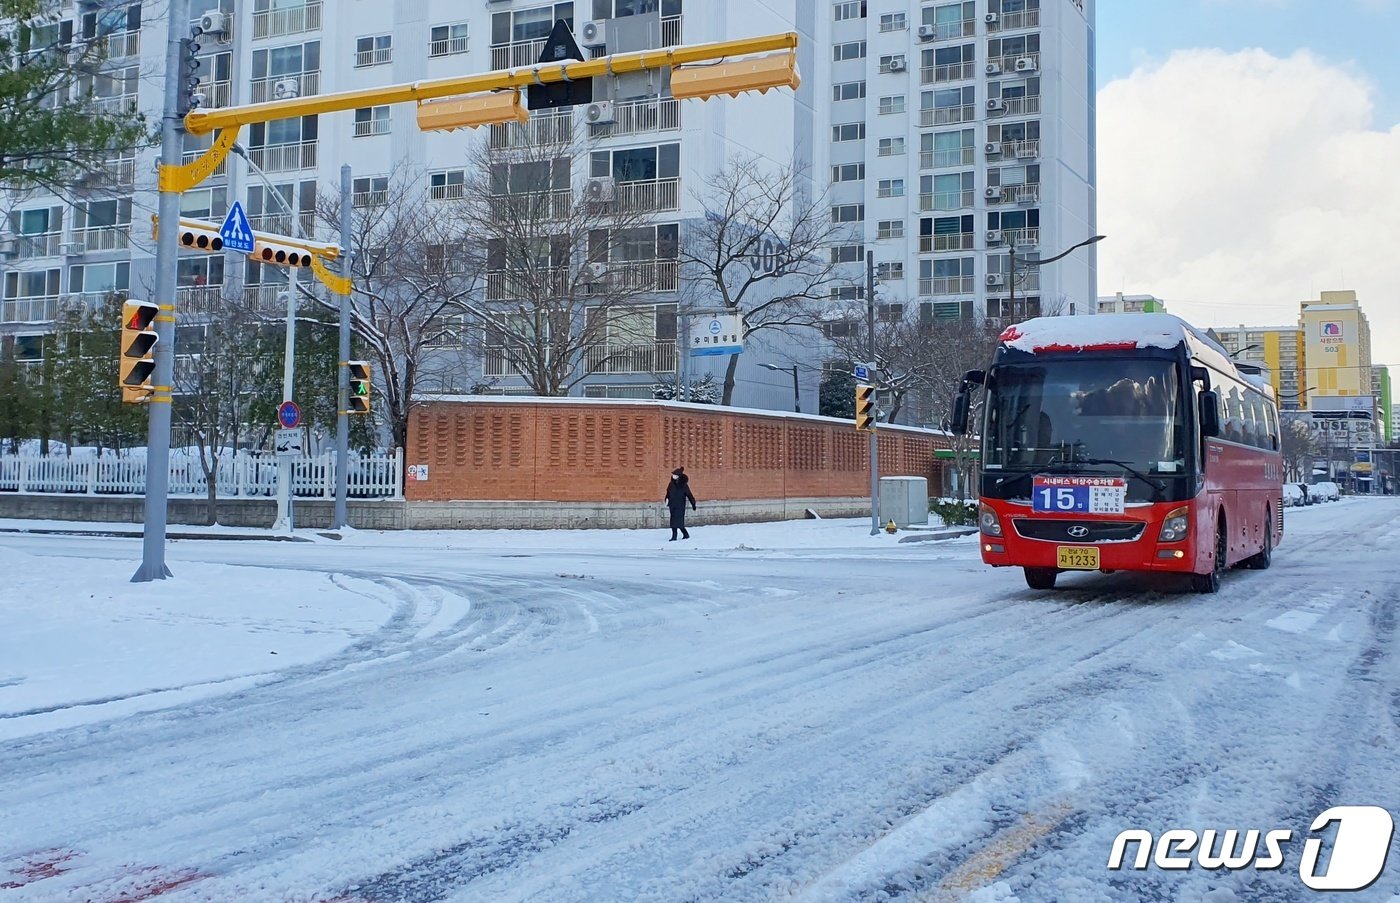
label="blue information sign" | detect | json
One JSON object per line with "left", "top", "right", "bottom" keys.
{"left": 1031, "top": 475, "right": 1127, "bottom": 515}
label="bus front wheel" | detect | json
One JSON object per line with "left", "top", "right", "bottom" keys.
{"left": 1191, "top": 518, "right": 1227, "bottom": 594}
{"left": 1024, "top": 567, "right": 1058, "bottom": 590}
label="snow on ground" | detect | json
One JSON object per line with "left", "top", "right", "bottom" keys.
{"left": 0, "top": 545, "right": 395, "bottom": 741}
{"left": 0, "top": 497, "right": 1395, "bottom": 902}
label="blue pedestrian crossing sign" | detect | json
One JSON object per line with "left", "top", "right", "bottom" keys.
{"left": 220, "top": 201, "right": 255, "bottom": 253}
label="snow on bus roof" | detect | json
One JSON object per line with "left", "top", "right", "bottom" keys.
{"left": 999, "top": 312, "right": 1228, "bottom": 357}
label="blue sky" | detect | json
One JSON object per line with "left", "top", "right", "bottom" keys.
{"left": 1098, "top": 0, "right": 1400, "bottom": 124}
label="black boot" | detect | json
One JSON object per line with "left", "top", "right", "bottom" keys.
{"left": 669, "top": 530, "right": 678, "bottom": 541}
{"left": 681, "top": 528, "right": 690, "bottom": 540}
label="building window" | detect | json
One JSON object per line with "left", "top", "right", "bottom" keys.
{"left": 833, "top": 1, "right": 866, "bottom": 21}
{"left": 829, "top": 285, "right": 865, "bottom": 301}
{"left": 876, "top": 262, "right": 904, "bottom": 281}
{"left": 430, "top": 22, "right": 469, "bottom": 56}
{"left": 832, "top": 40, "right": 866, "bottom": 62}
{"left": 353, "top": 176, "right": 389, "bottom": 207}
{"left": 831, "top": 204, "right": 865, "bottom": 223}
{"left": 353, "top": 105, "right": 390, "bottom": 137}
{"left": 877, "top": 178, "right": 904, "bottom": 198}
{"left": 589, "top": 142, "right": 680, "bottom": 182}
{"left": 831, "top": 163, "right": 865, "bottom": 183}
{"left": 832, "top": 80, "right": 866, "bottom": 102}
{"left": 879, "top": 12, "right": 907, "bottom": 31}
{"left": 355, "top": 34, "right": 392, "bottom": 67}
{"left": 878, "top": 55, "right": 906, "bottom": 74}
{"left": 832, "top": 122, "right": 865, "bottom": 142}
{"left": 429, "top": 168, "right": 467, "bottom": 201}
{"left": 878, "top": 136, "right": 906, "bottom": 156}
{"left": 69, "top": 261, "right": 131, "bottom": 295}
{"left": 830, "top": 244, "right": 864, "bottom": 263}
{"left": 878, "top": 94, "right": 905, "bottom": 115}
{"left": 877, "top": 220, "right": 904, "bottom": 240}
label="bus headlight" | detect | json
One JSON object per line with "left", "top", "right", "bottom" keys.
{"left": 979, "top": 503, "right": 1003, "bottom": 537}
{"left": 1158, "top": 506, "right": 1190, "bottom": 543}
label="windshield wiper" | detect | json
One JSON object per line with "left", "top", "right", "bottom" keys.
{"left": 1069, "top": 458, "right": 1167, "bottom": 496}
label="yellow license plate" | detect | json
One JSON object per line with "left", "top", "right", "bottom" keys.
{"left": 1056, "top": 546, "right": 1100, "bottom": 570}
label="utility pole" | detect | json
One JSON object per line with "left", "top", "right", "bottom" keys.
{"left": 133, "top": 0, "right": 193, "bottom": 582}
{"left": 334, "top": 165, "right": 352, "bottom": 529}
{"left": 866, "top": 250, "right": 879, "bottom": 536}
{"left": 276, "top": 274, "right": 297, "bottom": 532}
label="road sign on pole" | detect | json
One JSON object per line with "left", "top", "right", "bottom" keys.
{"left": 219, "top": 200, "right": 255, "bottom": 253}
{"left": 527, "top": 20, "right": 592, "bottom": 111}
{"left": 853, "top": 363, "right": 871, "bottom": 382}
{"left": 274, "top": 427, "right": 306, "bottom": 457}
{"left": 277, "top": 400, "right": 301, "bottom": 429}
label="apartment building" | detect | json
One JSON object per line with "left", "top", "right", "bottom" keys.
{"left": 2, "top": 0, "right": 1097, "bottom": 411}
{"left": 1096, "top": 292, "right": 1164, "bottom": 314}
{"left": 1211, "top": 323, "right": 1306, "bottom": 412}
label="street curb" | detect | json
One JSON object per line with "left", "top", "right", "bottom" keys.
{"left": 897, "top": 527, "right": 978, "bottom": 543}
{"left": 0, "top": 527, "right": 314, "bottom": 542}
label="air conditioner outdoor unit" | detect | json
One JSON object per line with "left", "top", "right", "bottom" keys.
{"left": 986, "top": 229, "right": 1002, "bottom": 244}
{"left": 584, "top": 261, "right": 609, "bottom": 279}
{"left": 60, "top": 242, "right": 84, "bottom": 256}
{"left": 273, "top": 78, "right": 300, "bottom": 99}
{"left": 0, "top": 235, "right": 16, "bottom": 257}
{"left": 887, "top": 57, "right": 906, "bottom": 72}
{"left": 585, "top": 101, "right": 614, "bottom": 124}
{"left": 585, "top": 177, "right": 615, "bottom": 201}
{"left": 985, "top": 186, "right": 1003, "bottom": 199}
{"left": 984, "top": 141, "right": 1002, "bottom": 155}
{"left": 985, "top": 13, "right": 999, "bottom": 25}
{"left": 985, "top": 62, "right": 1002, "bottom": 75}
{"left": 199, "top": 11, "right": 228, "bottom": 37}
{"left": 1015, "top": 57, "right": 1037, "bottom": 72}
{"left": 916, "top": 24, "right": 936, "bottom": 40}
{"left": 987, "top": 274, "right": 1005, "bottom": 286}
{"left": 580, "top": 20, "right": 606, "bottom": 48}
{"left": 987, "top": 99, "right": 1004, "bottom": 111}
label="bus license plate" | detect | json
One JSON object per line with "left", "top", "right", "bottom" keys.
{"left": 1057, "top": 546, "right": 1100, "bottom": 570}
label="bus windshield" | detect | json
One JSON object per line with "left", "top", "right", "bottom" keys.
{"left": 984, "top": 359, "right": 1186, "bottom": 473}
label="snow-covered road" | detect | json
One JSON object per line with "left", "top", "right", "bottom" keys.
{"left": 2, "top": 501, "right": 1397, "bottom": 902}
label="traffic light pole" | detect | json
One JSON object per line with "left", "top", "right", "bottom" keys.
{"left": 334, "top": 164, "right": 352, "bottom": 530}
{"left": 866, "top": 251, "right": 879, "bottom": 536}
{"left": 133, "top": 0, "right": 192, "bottom": 582}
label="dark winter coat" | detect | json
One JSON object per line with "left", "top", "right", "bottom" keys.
{"left": 664, "top": 474, "right": 697, "bottom": 528}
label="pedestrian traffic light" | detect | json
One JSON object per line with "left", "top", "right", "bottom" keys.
{"left": 347, "top": 360, "right": 371, "bottom": 413}
{"left": 855, "top": 384, "right": 876, "bottom": 432}
{"left": 253, "top": 238, "right": 313, "bottom": 268}
{"left": 670, "top": 50, "right": 801, "bottom": 101}
{"left": 119, "top": 299, "right": 159, "bottom": 404}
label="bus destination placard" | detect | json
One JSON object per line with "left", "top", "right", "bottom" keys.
{"left": 1032, "top": 475, "right": 1127, "bottom": 514}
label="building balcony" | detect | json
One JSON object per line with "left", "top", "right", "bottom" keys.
{"left": 250, "top": 70, "right": 320, "bottom": 103}
{"left": 486, "top": 269, "right": 570, "bottom": 302}
{"left": 176, "top": 285, "right": 225, "bottom": 309}
{"left": 584, "top": 259, "right": 678, "bottom": 294}
{"left": 1003, "top": 227, "right": 1040, "bottom": 248}
{"left": 920, "top": 233, "right": 974, "bottom": 253}
{"left": 16, "top": 233, "right": 61, "bottom": 259}
{"left": 992, "top": 53, "right": 1040, "bottom": 74}
{"left": 92, "top": 94, "right": 138, "bottom": 115}
{"left": 1015, "top": 184, "right": 1040, "bottom": 205}
{"left": 484, "top": 346, "right": 523, "bottom": 378}
{"left": 244, "top": 284, "right": 289, "bottom": 313}
{"left": 920, "top": 190, "right": 974, "bottom": 212}
{"left": 1007, "top": 138, "right": 1041, "bottom": 159}
{"left": 999, "top": 96, "right": 1041, "bottom": 117}
{"left": 583, "top": 340, "right": 677, "bottom": 375}
{"left": 607, "top": 178, "right": 680, "bottom": 214}
{"left": 920, "top": 105, "right": 975, "bottom": 127}
{"left": 925, "top": 20, "right": 975, "bottom": 41}
{"left": 252, "top": 0, "right": 322, "bottom": 39}
{"left": 353, "top": 117, "right": 390, "bottom": 138}
{"left": 353, "top": 187, "right": 388, "bottom": 207}
{"left": 991, "top": 9, "right": 1041, "bottom": 32}
{"left": 491, "top": 38, "right": 548, "bottom": 70}
{"left": 489, "top": 109, "right": 573, "bottom": 149}
{"left": 73, "top": 225, "right": 130, "bottom": 252}
{"left": 196, "top": 79, "right": 233, "bottom": 109}
{"left": 355, "top": 45, "right": 392, "bottom": 67}
{"left": 991, "top": 272, "right": 1040, "bottom": 292}
{"left": 922, "top": 148, "right": 974, "bottom": 169}
{"left": 100, "top": 30, "right": 140, "bottom": 59}
{"left": 1, "top": 295, "right": 60, "bottom": 323}
{"left": 661, "top": 15, "right": 683, "bottom": 47}
{"left": 430, "top": 33, "right": 469, "bottom": 57}
{"left": 489, "top": 189, "right": 574, "bottom": 220}
{"left": 249, "top": 211, "right": 316, "bottom": 238}
{"left": 920, "top": 276, "right": 974, "bottom": 296}
{"left": 588, "top": 97, "right": 680, "bottom": 139}
{"left": 921, "top": 61, "right": 975, "bottom": 85}
{"left": 246, "top": 140, "right": 318, "bottom": 173}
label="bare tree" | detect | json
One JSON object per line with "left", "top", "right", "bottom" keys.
{"left": 452, "top": 119, "right": 667, "bottom": 396}
{"left": 1280, "top": 414, "right": 1318, "bottom": 483}
{"left": 680, "top": 156, "right": 847, "bottom": 405}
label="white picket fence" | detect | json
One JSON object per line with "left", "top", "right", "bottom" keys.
{"left": 0, "top": 450, "right": 404, "bottom": 499}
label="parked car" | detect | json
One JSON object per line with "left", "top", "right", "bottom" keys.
{"left": 1282, "top": 483, "right": 1305, "bottom": 508}
{"left": 1310, "top": 481, "right": 1341, "bottom": 502}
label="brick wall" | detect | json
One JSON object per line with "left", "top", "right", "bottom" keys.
{"left": 406, "top": 398, "right": 951, "bottom": 506}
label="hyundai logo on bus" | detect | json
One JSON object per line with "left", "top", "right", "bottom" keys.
{"left": 1067, "top": 525, "right": 1089, "bottom": 538}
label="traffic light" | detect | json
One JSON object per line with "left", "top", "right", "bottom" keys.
{"left": 253, "top": 238, "right": 313, "bottom": 268}
{"left": 417, "top": 90, "right": 529, "bottom": 131}
{"left": 347, "top": 360, "right": 371, "bottom": 413}
{"left": 670, "top": 50, "right": 800, "bottom": 101}
{"left": 119, "top": 299, "right": 159, "bottom": 404}
{"left": 177, "top": 34, "right": 203, "bottom": 115}
{"left": 177, "top": 220, "right": 223, "bottom": 252}
{"left": 855, "top": 383, "right": 876, "bottom": 432}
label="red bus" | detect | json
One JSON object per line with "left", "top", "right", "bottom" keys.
{"left": 949, "top": 313, "right": 1283, "bottom": 593}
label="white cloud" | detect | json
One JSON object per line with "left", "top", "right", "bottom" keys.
{"left": 1097, "top": 48, "right": 1400, "bottom": 366}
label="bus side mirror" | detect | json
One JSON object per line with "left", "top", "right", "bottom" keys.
{"left": 950, "top": 390, "right": 971, "bottom": 435}
{"left": 1199, "top": 390, "right": 1221, "bottom": 438}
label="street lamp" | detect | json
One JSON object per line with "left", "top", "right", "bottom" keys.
{"left": 760, "top": 362, "right": 800, "bottom": 413}
{"left": 1007, "top": 234, "right": 1105, "bottom": 321}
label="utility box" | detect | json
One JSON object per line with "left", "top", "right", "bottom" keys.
{"left": 880, "top": 476, "right": 929, "bottom": 527}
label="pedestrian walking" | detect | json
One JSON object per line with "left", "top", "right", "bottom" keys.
{"left": 663, "top": 466, "right": 697, "bottom": 541}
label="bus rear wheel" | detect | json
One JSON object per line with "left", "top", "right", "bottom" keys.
{"left": 1024, "top": 567, "right": 1058, "bottom": 590}
{"left": 1191, "top": 518, "right": 1227, "bottom": 594}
